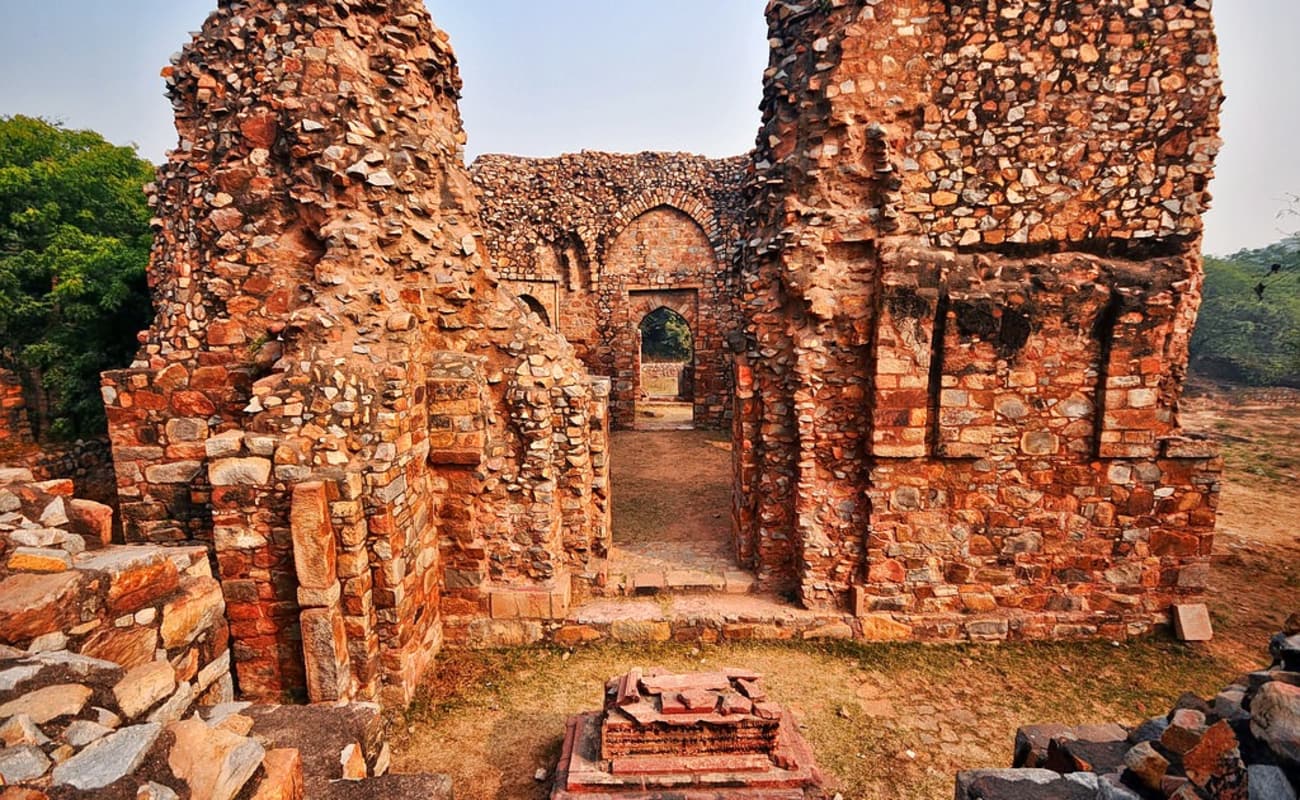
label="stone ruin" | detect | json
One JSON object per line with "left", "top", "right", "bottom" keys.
{"left": 0, "top": 0, "right": 1245, "bottom": 795}
{"left": 733, "top": 0, "right": 1225, "bottom": 636}
{"left": 955, "top": 616, "right": 1300, "bottom": 799}
{"left": 99, "top": 0, "right": 611, "bottom": 707}
{"left": 471, "top": 152, "right": 749, "bottom": 429}
{"left": 0, "top": 371, "right": 34, "bottom": 449}
{"left": 554, "top": 668, "right": 825, "bottom": 798}
{"left": 0, "top": 0, "right": 1230, "bottom": 734}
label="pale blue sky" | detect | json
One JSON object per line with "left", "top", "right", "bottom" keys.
{"left": 0, "top": 1, "right": 1294, "bottom": 256}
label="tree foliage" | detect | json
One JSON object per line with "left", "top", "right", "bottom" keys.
{"left": 0, "top": 116, "right": 155, "bottom": 439}
{"left": 1190, "top": 237, "right": 1300, "bottom": 387}
{"left": 639, "top": 307, "right": 693, "bottom": 362}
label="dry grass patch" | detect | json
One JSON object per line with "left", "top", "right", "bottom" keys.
{"left": 392, "top": 638, "right": 1232, "bottom": 800}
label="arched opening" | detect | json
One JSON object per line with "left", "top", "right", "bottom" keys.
{"left": 636, "top": 306, "right": 694, "bottom": 429}
{"left": 517, "top": 293, "right": 551, "bottom": 327}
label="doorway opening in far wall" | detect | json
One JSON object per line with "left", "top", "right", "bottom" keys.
{"left": 636, "top": 306, "right": 694, "bottom": 430}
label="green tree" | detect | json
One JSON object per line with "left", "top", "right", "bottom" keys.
{"left": 639, "top": 307, "right": 693, "bottom": 362}
{"left": 0, "top": 116, "right": 155, "bottom": 439}
{"left": 1191, "top": 237, "right": 1300, "bottom": 386}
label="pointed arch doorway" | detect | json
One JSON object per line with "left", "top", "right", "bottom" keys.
{"left": 636, "top": 305, "right": 694, "bottom": 430}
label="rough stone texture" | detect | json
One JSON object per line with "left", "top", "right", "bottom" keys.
{"left": 733, "top": 0, "right": 1225, "bottom": 637}
{"left": 957, "top": 627, "right": 1300, "bottom": 799}
{"left": 100, "top": 0, "right": 610, "bottom": 705}
{"left": 168, "top": 717, "right": 266, "bottom": 800}
{"left": 553, "top": 668, "right": 825, "bottom": 798}
{"left": 49, "top": 723, "right": 160, "bottom": 791}
{"left": 472, "top": 152, "right": 747, "bottom": 429}
{"left": 1251, "top": 681, "right": 1300, "bottom": 768}
{"left": 0, "top": 369, "right": 33, "bottom": 447}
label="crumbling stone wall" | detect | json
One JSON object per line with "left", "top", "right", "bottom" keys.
{"left": 0, "top": 368, "right": 33, "bottom": 447}
{"left": 102, "top": 0, "right": 610, "bottom": 706}
{"left": 735, "top": 0, "right": 1224, "bottom": 639}
{"left": 471, "top": 152, "right": 748, "bottom": 428}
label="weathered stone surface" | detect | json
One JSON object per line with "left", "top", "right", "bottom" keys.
{"left": 1251, "top": 681, "right": 1300, "bottom": 767}
{"left": 168, "top": 717, "right": 266, "bottom": 800}
{"left": 1247, "top": 764, "right": 1297, "bottom": 800}
{"left": 81, "top": 625, "right": 159, "bottom": 669}
{"left": 249, "top": 749, "right": 304, "bottom": 800}
{"left": 300, "top": 607, "right": 349, "bottom": 702}
{"left": 7, "top": 547, "right": 72, "bottom": 573}
{"left": 290, "top": 482, "right": 336, "bottom": 591}
{"left": 0, "top": 664, "right": 41, "bottom": 693}
{"left": 1123, "top": 741, "right": 1168, "bottom": 791}
{"left": 609, "top": 620, "right": 671, "bottom": 643}
{"left": 208, "top": 458, "right": 272, "bottom": 487}
{"left": 161, "top": 576, "right": 224, "bottom": 649}
{"left": 0, "top": 746, "right": 50, "bottom": 784}
{"left": 955, "top": 769, "right": 1108, "bottom": 799}
{"left": 138, "top": 782, "right": 181, "bottom": 800}
{"left": 63, "top": 719, "right": 112, "bottom": 747}
{"left": 1173, "top": 604, "right": 1214, "bottom": 642}
{"left": 50, "top": 723, "right": 161, "bottom": 790}
{"left": 66, "top": 498, "right": 113, "bottom": 545}
{"left": 0, "top": 683, "right": 92, "bottom": 724}
{"left": 75, "top": 547, "right": 180, "bottom": 615}
{"left": 0, "top": 714, "right": 49, "bottom": 748}
{"left": 340, "top": 742, "right": 366, "bottom": 781}
{"left": 0, "top": 571, "right": 83, "bottom": 643}
{"left": 113, "top": 660, "right": 176, "bottom": 720}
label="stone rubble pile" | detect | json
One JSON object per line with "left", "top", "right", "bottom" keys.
{"left": 0, "top": 466, "right": 450, "bottom": 798}
{"left": 956, "top": 617, "right": 1300, "bottom": 799}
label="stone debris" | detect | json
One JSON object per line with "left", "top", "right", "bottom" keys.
{"left": 553, "top": 668, "right": 825, "bottom": 798}
{"left": 0, "top": 473, "right": 450, "bottom": 798}
{"left": 956, "top": 623, "right": 1300, "bottom": 798}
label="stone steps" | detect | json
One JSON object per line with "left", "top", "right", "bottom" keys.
{"left": 548, "top": 593, "right": 856, "bottom": 647}
{"left": 606, "top": 568, "right": 755, "bottom": 597}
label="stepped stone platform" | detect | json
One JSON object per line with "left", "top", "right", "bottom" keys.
{"left": 552, "top": 668, "right": 825, "bottom": 799}
{"left": 450, "top": 591, "right": 1188, "bottom": 651}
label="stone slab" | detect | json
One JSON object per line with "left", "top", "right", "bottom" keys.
{"left": 1173, "top": 603, "right": 1213, "bottom": 642}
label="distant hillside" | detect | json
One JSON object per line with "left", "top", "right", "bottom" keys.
{"left": 1191, "top": 237, "right": 1300, "bottom": 387}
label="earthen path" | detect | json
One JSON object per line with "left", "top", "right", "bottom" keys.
{"left": 610, "top": 429, "right": 736, "bottom": 577}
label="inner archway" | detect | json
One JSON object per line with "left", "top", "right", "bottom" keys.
{"left": 636, "top": 306, "right": 694, "bottom": 430}
{"left": 517, "top": 293, "right": 551, "bottom": 327}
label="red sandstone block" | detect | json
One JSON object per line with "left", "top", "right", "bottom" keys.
{"left": 290, "top": 482, "right": 337, "bottom": 590}
{"left": 249, "top": 748, "right": 303, "bottom": 800}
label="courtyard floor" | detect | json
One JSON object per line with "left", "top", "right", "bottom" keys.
{"left": 608, "top": 428, "right": 737, "bottom": 578}
{"left": 392, "top": 389, "right": 1300, "bottom": 800}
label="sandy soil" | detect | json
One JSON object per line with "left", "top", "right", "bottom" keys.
{"left": 609, "top": 429, "right": 736, "bottom": 575}
{"left": 393, "top": 391, "right": 1299, "bottom": 800}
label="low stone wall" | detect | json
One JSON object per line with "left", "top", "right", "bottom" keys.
{"left": 20, "top": 438, "right": 118, "bottom": 514}
{"left": 640, "top": 361, "right": 690, "bottom": 399}
{"left": 955, "top": 620, "right": 1300, "bottom": 799}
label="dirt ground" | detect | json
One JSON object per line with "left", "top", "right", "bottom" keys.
{"left": 608, "top": 428, "right": 734, "bottom": 575}
{"left": 393, "top": 389, "right": 1300, "bottom": 800}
